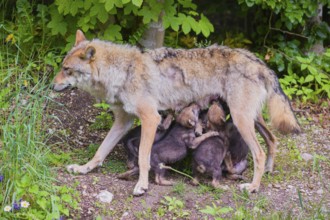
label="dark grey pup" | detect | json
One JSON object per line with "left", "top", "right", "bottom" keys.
{"left": 222, "top": 121, "right": 250, "bottom": 179}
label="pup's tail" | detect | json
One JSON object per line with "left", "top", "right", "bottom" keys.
{"left": 267, "top": 72, "right": 301, "bottom": 134}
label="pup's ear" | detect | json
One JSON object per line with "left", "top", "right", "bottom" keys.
{"left": 85, "top": 46, "right": 96, "bottom": 60}
{"left": 75, "top": 30, "right": 86, "bottom": 46}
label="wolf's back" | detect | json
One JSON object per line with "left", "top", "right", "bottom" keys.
{"left": 266, "top": 71, "right": 301, "bottom": 134}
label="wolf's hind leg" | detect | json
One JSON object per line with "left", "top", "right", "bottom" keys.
{"left": 67, "top": 107, "right": 134, "bottom": 174}
{"left": 255, "top": 114, "right": 277, "bottom": 173}
{"left": 231, "top": 112, "right": 266, "bottom": 193}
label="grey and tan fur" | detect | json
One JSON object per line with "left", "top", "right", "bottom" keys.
{"left": 53, "top": 30, "right": 300, "bottom": 195}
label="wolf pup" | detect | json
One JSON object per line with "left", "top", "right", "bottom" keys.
{"left": 190, "top": 101, "right": 229, "bottom": 188}
{"left": 53, "top": 30, "right": 300, "bottom": 195}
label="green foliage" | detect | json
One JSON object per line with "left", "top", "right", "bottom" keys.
{"left": 0, "top": 66, "right": 79, "bottom": 219}
{"left": 266, "top": 45, "right": 330, "bottom": 102}
{"left": 47, "top": 0, "right": 214, "bottom": 50}
{"left": 200, "top": 203, "right": 233, "bottom": 220}
{"left": 90, "top": 102, "right": 113, "bottom": 131}
{"left": 160, "top": 196, "right": 190, "bottom": 218}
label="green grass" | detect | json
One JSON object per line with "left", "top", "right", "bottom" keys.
{"left": 0, "top": 37, "right": 79, "bottom": 219}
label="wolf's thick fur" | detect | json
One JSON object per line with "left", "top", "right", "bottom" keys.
{"left": 53, "top": 30, "right": 300, "bottom": 195}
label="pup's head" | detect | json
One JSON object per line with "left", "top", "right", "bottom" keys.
{"left": 52, "top": 30, "right": 96, "bottom": 92}
{"left": 176, "top": 103, "right": 201, "bottom": 128}
{"left": 206, "top": 101, "right": 226, "bottom": 130}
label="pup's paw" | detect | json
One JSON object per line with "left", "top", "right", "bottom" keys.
{"left": 66, "top": 164, "right": 90, "bottom": 174}
{"left": 239, "top": 183, "right": 259, "bottom": 193}
{"left": 133, "top": 181, "right": 148, "bottom": 196}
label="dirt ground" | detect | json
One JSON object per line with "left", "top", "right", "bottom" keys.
{"left": 46, "top": 89, "right": 330, "bottom": 220}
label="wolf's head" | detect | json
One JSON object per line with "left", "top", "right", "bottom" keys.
{"left": 53, "top": 30, "right": 96, "bottom": 92}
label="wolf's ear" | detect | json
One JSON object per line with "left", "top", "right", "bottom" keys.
{"left": 85, "top": 46, "right": 96, "bottom": 60}
{"left": 75, "top": 30, "right": 86, "bottom": 46}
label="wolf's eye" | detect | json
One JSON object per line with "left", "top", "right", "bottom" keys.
{"left": 63, "top": 67, "right": 72, "bottom": 75}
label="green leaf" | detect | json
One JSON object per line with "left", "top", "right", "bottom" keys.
{"left": 47, "top": 8, "right": 67, "bottom": 36}
{"left": 29, "top": 185, "right": 39, "bottom": 194}
{"left": 132, "top": 0, "right": 143, "bottom": 7}
{"left": 39, "top": 190, "right": 50, "bottom": 197}
{"left": 124, "top": 2, "right": 139, "bottom": 15}
{"left": 163, "top": 15, "right": 180, "bottom": 31}
{"left": 61, "top": 194, "right": 72, "bottom": 203}
{"left": 296, "top": 56, "right": 309, "bottom": 63}
{"left": 307, "top": 65, "right": 318, "bottom": 75}
{"left": 104, "top": 1, "right": 114, "bottom": 11}
{"left": 90, "top": 3, "right": 108, "bottom": 23}
{"left": 304, "top": 75, "right": 314, "bottom": 83}
{"left": 70, "top": 0, "right": 82, "bottom": 16}
{"left": 199, "top": 14, "right": 213, "bottom": 37}
{"left": 37, "top": 198, "right": 48, "bottom": 210}
{"left": 104, "top": 24, "right": 122, "bottom": 41}
{"left": 301, "top": 64, "right": 308, "bottom": 71}
{"left": 187, "top": 16, "right": 200, "bottom": 34}
{"left": 315, "top": 74, "right": 322, "bottom": 84}
{"left": 178, "top": 0, "right": 197, "bottom": 9}
{"left": 84, "top": 0, "right": 92, "bottom": 10}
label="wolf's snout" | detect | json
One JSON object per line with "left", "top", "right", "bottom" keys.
{"left": 52, "top": 83, "right": 72, "bottom": 92}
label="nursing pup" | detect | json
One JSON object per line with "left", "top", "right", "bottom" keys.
{"left": 53, "top": 30, "right": 300, "bottom": 195}
{"left": 191, "top": 102, "right": 229, "bottom": 188}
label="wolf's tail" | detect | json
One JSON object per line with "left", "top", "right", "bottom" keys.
{"left": 267, "top": 71, "right": 301, "bottom": 134}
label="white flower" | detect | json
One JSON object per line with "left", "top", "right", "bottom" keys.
{"left": 20, "top": 201, "right": 30, "bottom": 208}
{"left": 4, "top": 205, "right": 12, "bottom": 212}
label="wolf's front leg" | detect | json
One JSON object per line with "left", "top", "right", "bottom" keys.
{"left": 67, "top": 107, "right": 135, "bottom": 174}
{"left": 133, "top": 102, "right": 161, "bottom": 196}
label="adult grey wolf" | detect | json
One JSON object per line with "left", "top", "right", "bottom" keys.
{"left": 52, "top": 30, "right": 300, "bottom": 195}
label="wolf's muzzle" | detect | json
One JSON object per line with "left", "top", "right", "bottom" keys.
{"left": 52, "top": 83, "right": 72, "bottom": 92}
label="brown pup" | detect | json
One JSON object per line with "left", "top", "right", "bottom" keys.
{"left": 53, "top": 30, "right": 300, "bottom": 195}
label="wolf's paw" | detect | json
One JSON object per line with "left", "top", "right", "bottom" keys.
{"left": 66, "top": 164, "right": 90, "bottom": 174}
{"left": 265, "top": 159, "right": 274, "bottom": 173}
{"left": 264, "top": 165, "right": 273, "bottom": 174}
{"left": 239, "top": 183, "right": 259, "bottom": 193}
{"left": 133, "top": 181, "right": 148, "bottom": 196}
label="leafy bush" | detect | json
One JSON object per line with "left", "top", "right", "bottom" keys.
{"left": 47, "top": 0, "right": 214, "bottom": 50}
{"left": 264, "top": 43, "right": 330, "bottom": 102}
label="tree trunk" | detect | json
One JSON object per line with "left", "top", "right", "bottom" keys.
{"left": 139, "top": 2, "right": 165, "bottom": 49}
{"left": 309, "top": 3, "right": 324, "bottom": 54}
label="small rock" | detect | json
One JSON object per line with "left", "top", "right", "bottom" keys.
{"left": 287, "top": 185, "right": 293, "bottom": 189}
{"left": 316, "top": 189, "right": 323, "bottom": 195}
{"left": 96, "top": 190, "right": 113, "bottom": 203}
{"left": 301, "top": 153, "right": 313, "bottom": 162}
{"left": 87, "top": 207, "right": 95, "bottom": 214}
{"left": 121, "top": 212, "right": 129, "bottom": 218}
{"left": 273, "top": 184, "right": 281, "bottom": 189}
{"left": 219, "top": 185, "right": 229, "bottom": 191}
